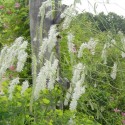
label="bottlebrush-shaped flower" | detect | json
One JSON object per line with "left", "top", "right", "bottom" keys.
{"left": 0, "top": 37, "right": 28, "bottom": 78}
{"left": 34, "top": 59, "right": 58, "bottom": 100}
{"left": 64, "top": 63, "right": 86, "bottom": 110}
{"left": 110, "top": 62, "right": 117, "bottom": 80}
{"left": 8, "top": 77, "right": 19, "bottom": 100}
{"left": 21, "top": 80, "right": 29, "bottom": 95}
{"left": 67, "top": 33, "right": 77, "bottom": 53}
{"left": 78, "top": 38, "right": 97, "bottom": 58}
{"left": 39, "top": 25, "right": 59, "bottom": 61}
{"left": 61, "top": 5, "right": 77, "bottom": 29}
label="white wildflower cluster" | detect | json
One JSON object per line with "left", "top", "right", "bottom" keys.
{"left": 21, "top": 80, "right": 29, "bottom": 95}
{"left": 101, "top": 43, "right": 108, "bottom": 64}
{"left": 8, "top": 77, "right": 19, "bottom": 100}
{"left": 34, "top": 59, "right": 58, "bottom": 100}
{"left": 61, "top": 5, "right": 77, "bottom": 29}
{"left": 78, "top": 38, "right": 97, "bottom": 58}
{"left": 72, "top": 63, "right": 86, "bottom": 85}
{"left": 39, "top": 25, "right": 59, "bottom": 60}
{"left": 106, "top": 38, "right": 116, "bottom": 48}
{"left": 70, "top": 81, "right": 85, "bottom": 111}
{"left": 16, "top": 40, "right": 28, "bottom": 72}
{"left": 67, "top": 33, "right": 76, "bottom": 53}
{"left": 110, "top": 62, "right": 117, "bottom": 80}
{"left": 38, "top": 0, "right": 51, "bottom": 17}
{"left": 101, "top": 39, "right": 116, "bottom": 64}
{"left": 46, "top": 10, "right": 53, "bottom": 19}
{"left": 64, "top": 63, "right": 86, "bottom": 111}
{"left": 64, "top": 87, "right": 72, "bottom": 106}
{"left": 39, "top": 38, "right": 48, "bottom": 57}
{"left": 45, "top": 0, "right": 53, "bottom": 19}
{"left": 70, "top": 63, "right": 86, "bottom": 111}
{"left": 68, "top": 116, "right": 76, "bottom": 125}
{"left": 110, "top": 39, "right": 116, "bottom": 47}
{"left": 48, "top": 25, "right": 59, "bottom": 52}
{"left": 0, "top": 90, "right": 4, "bottom": 95}
{"left": 101, "top": 38, "right": 116, "bottom": 64}
{"left": 0, "top": 37, "right": 28, "bottom": 78}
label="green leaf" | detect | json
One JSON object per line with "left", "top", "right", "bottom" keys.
{"left": 42, "top": 98, "right": 50, "bottom": 104}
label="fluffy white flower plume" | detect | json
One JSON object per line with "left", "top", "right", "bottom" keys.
{"left": 34, "top": 71, "right": 46, "bottom": 100}
{"left": 110, "top": 62, "right": 117, "bottom": 80}
{"left": 0, "top": 46, "right": 8, "bottom": 64}
{"left": 15, "top": 39, "right": 28, "bottom": 72}
{"left": 0, "top": 37, "right": 28, "bottom": 79}
{"left": 70, "top": 81, "right": 85, "bottom": 111}
{"left": 122, "top": 52, "right": 125, "bottom": 58}
{"left": 68, "top": 33, "right": 74, "bottom": 43}
{"left": 78, "top": 38, "right": 97, "bottom": 58}
{"left": 38, "top": 0, "right": 51, "bottom": 17}
{"left": 61, "top": 6, "right": 77, "bottom": 29}
{"left": 48, "top": 25, "right": 59, "bottom": 53}
{"left": 101, "top": 43, "right": 108, "bottom": 64}
{"left": 21, "top": 80, "right": 29, "bottom": 95}
{"left": 16, "top": 51, "right": 28, "bottom": 72}
{"left": 78, "top": 43, "right": 87, "bottom": 58}
{"left": 110, "top": 39, "right": 116, "bottom": 47}
{"left": 102, "top": 39, "right": 116, "bottom": 64}
{"left": 72, "top": 63, "right": 86, "bottom": 85}
{"left": 64, "top": 87, "right": 72, "bottom": 106}
{"left": 87, "top": 38, "right": 97, "bottom": 55}
{"left": 46, "top": 10, "right": 52, "bottom": 18}
{"left": 39, "top": 38, "right": 48, "bottom": 57}
{"left": 20, "top": 40, "right": 28, "bottom": 49}
{"left": 39, "top": 25, "right": 59, "bottom": 61}
{"left": 69, "top": 99, "right": 77, "bottom": 111}
{"left": 34, "top": 59, "right": 58, "bottom": 100}
{"left": 64, "top": 63, "right": 86, "bottom": 110}
{"left": 67, "top": 33, "right": 76, "bottom": 53}
{"left": 8, "top": 77, "right": 19, "bottom": 100}
{"left": 14, "top": 37, "right": 24, "bottom": 45}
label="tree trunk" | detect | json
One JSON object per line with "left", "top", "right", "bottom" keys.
{"left": 29, "top": 0, "right": 66, "bottom": 112}
{"left": 29, "top": 0, "right": 52, "bottom": 57}
{"left": 29, "top": 0, "right": 52, "bottom": 113}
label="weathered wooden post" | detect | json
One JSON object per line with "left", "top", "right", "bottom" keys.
{"left": 29, "top": 0, "right": 51, "bottom": 113}
{"left": 29, "top": 0, "right": 66, "bottom": 62}
{"left": 29, "top": 0, "right": 67, "bottom": 112}
{"left": 29, "top": 0, "right": 52, "bottom": 58}
{"left": 29, "top": 0, "right": 61, "bottom": 112}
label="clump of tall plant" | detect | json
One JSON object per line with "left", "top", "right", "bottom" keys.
{"left": 1, "top": 0, "right": 125, "bottom": 125}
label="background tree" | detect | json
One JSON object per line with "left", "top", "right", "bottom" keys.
{"left": 78, "top": 12, "right": 125, "bottom": 34}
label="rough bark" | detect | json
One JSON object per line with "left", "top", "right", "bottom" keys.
{"left": 29, "top": 0, "right": 66, "bottom": 57}
{"left": 29, "top": 0, "right": 67, "bottom": 112}
{"left": 29, "top": 0, "right": 52, "bottom": 57}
